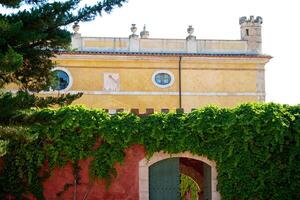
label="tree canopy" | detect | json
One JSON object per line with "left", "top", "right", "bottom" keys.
{"left": 0, "top": 0, "right": 126, "bottom": 90}
{"left": 0, "top": 0, "right": 127, "bottom": 119}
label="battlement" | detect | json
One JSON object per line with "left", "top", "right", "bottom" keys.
{"left": 239, "top": 16, "right": 263, "bottom": 25}
{"left": 104, "top": 108, "right": 189, "bottom": 116}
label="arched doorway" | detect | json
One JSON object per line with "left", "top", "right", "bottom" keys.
{"left": 139, "top": 152, "right": 220, "bottom": 200}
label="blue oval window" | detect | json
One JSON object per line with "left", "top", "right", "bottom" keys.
{"left": 52, "top": 70, "right": 70, "bottom": 90}
{"left": 155, "top": 73, "right": 171, "bottom": 85}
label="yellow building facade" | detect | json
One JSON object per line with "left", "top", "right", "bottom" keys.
{"left": 47, "top": 16, "right": 271, "bottom": 112}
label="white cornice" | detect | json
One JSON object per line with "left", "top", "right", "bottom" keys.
{"left": 53, "top": 54, "right": 271, "bottom": 64}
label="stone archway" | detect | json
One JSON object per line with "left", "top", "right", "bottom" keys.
{"left": 138, "top": 151, "right": 220, "bottom": 200}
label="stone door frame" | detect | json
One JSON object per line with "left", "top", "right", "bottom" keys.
{"left": 138, "top": 151, "right": 220, "bottom": 200}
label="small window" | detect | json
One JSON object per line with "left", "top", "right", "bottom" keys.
{"left": 246, "top": 29, "right": 249, "bottom": 36}
{"left": 51, "top": 67, "right": 72, "bottom": 91}
{"left": 152, "top": 70, "right": 174, "bottom": 88}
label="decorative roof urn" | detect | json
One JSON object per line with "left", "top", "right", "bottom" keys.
{"left": 131, "top": 24, "right": 137, "bottom": 34}
{"left": 187, "top": 25, "right": 194, "bottom": 36}
{"left": 129, "top": 24, "right": 138, "bottom": 39}
{"left": 72, "top": 22, "right": 80, "bottom": 34}
{"left": 186, "top": 25, "right": 196, "bottom": 40}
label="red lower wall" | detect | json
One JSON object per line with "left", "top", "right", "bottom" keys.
{"left": 42, "top": 144, "right": 145, "bottom": 200}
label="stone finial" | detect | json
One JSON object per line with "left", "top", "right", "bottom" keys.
{"left": 71, "top": 22, "right": 81, "bottom": 49}
{"left": 239, "top": 16, "right": 263, "bottom": 25}
{"left": 129, "top": 24, "right": 139, "bottom": 39}
{"left": 186, "top": 25, "right": 196, "bottom": 40}
{"left": 140, "top": 25, "right": 150, "bottom": 39}
{"left": 187, "top": 25, "right": 194, "bottom": 36}
{"left": 72, "top": 22, "right": 80, "bottom": 33}
{"left": 131, "top": 24, "right": 137, "bottom": 34}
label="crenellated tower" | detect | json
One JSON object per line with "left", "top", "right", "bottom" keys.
{"left": 239, "top": 16, "right": 263, "bottom": 54}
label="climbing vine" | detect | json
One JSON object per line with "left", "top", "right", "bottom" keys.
{"left": 180, "top": 174, "right": 200, "bottom": 200}
{"left": 0, "top": 103, "right": 300, "bottom": 199}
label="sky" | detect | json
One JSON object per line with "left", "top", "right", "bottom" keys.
{"left": 1, "top": 0, "right": 300, "bottom": 105}
{"left": 76, "top": 0, "right": 300, "bottom": 105}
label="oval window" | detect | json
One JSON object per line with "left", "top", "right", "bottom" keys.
{"left": 52, "top": 70, "right": 70, "bottom": 91}
{"left": 155, "top": 73, "right": 171, "bottom": 85}
{"left": 152, "top": 70, "right": 174, "bottom": 88}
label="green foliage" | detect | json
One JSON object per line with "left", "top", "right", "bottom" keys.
{"left": 0, "top": 0, "right": 127, "bottom": 129}
{"left": 180, "top": 174, "right": 200, "bottom": 200}
{"left": 0, "top": 47, "right": 23, "bottom": 74}
{"left": 0, "top": 0, "right": 45, "bottom": 8}
{"left": 0, "top": 90, "right": 83, "bottom": 123}
{"left": 0, "top": 139, "right": 8, "bottom": 156}
{"left": 0, "top": 0, "right": 127, "bottom": 91}
{"left": 1, "top": 103, "right": 300, "bottom": 199}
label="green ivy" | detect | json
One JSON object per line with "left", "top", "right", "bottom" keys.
{"left": 0, "top": 103, "right": 300, "bottom": 199}
{"left": 180, "top": 174, "right": 200, "bottom": 200}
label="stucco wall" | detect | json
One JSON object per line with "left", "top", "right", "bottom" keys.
{"left": 49, "top": 54, "right": 268, "bottom": 110}
{"left": 6, "top": 53, "right": 269, "bottom": 110}
{"left": 42, "top": 144, "right": 145, "bottom": 200}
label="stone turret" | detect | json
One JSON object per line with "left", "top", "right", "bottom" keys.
{"left": 239, "top": 16, "right": 263, "bottom": 54}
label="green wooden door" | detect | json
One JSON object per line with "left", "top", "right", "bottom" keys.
{"left": 203, "top": 163, "right": 212, "bottom": 200}
{"left": 149, "top": 158, "right": 180, "bottom": 200}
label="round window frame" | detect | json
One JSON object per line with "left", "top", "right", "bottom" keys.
{"left": 51, "top": 67, "right": 73, "bottom": 92}
{"left": 152, "top": 70, "right": 175, "bottom": 88}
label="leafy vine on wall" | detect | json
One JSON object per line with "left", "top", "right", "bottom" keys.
{"left": 0, "top": 103, "right": 300, "bottom": 200}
